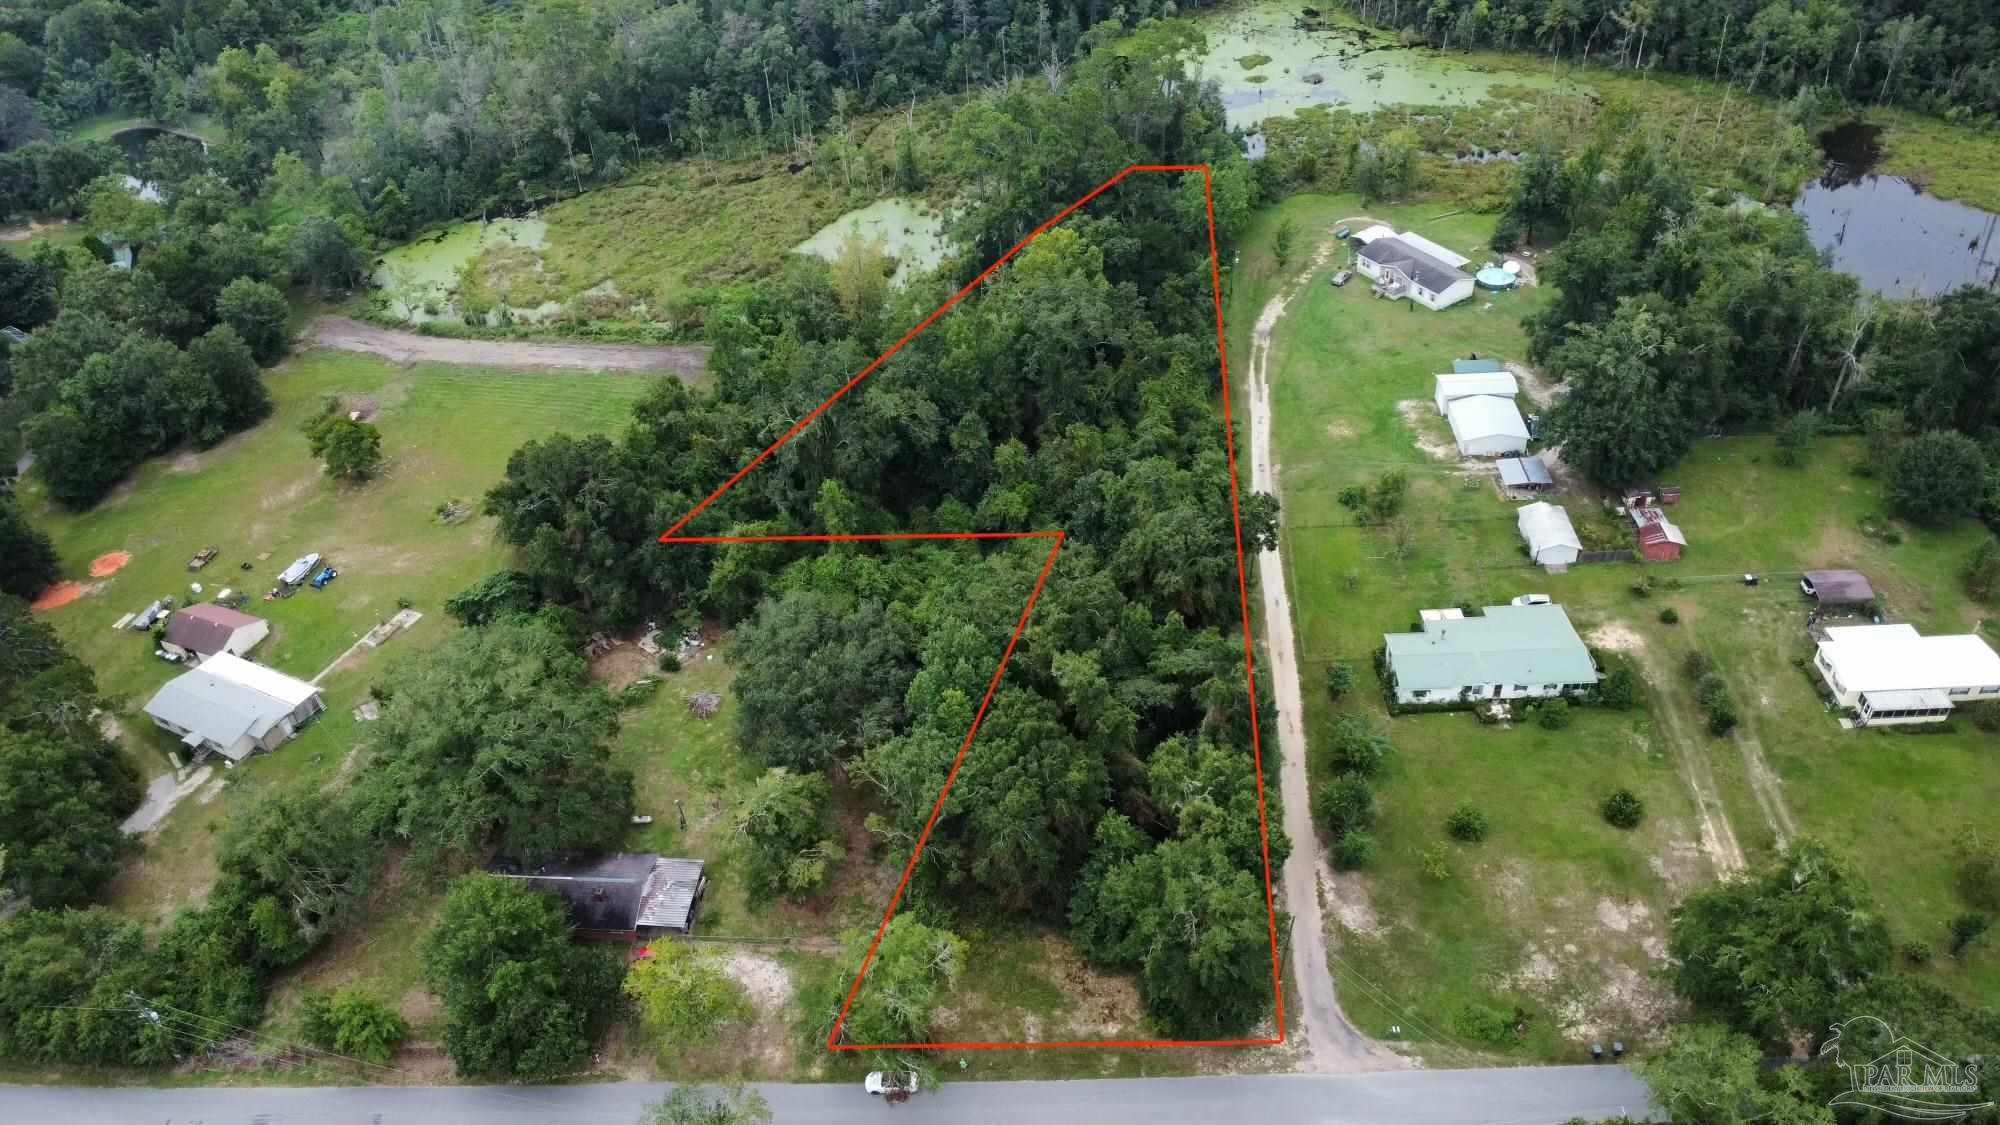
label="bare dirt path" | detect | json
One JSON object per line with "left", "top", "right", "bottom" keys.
{"left": 1591, "top": 625, "right": 1748, "bottom": 878}
{"left": 307, "top": 316, "right": 710, "bottom": 378}
{"left": 1246, "top": 235, "right": 1404, "bottom": 1074}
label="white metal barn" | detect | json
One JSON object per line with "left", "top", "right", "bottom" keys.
{"left": 1517, "top": 502, "right": 1582, "bottom": 568}
{"left": 1353, "top": 229, "right": 1475, "bottom": 311}
{"left": 1433, "top": 371, "right": 1520, "bottom": 413}
{"left": 1446, "top": 395, "right": 1530, "bottom": 457}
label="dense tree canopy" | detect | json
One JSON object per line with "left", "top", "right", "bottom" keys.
{"left": 0, "top": 495, "right": 59, "bottom": 600}
{"left": 421, "top": 873, "right": 625, "bottom": 1081}
{"left": 354, "top": 614, "right": 632, "bottom": 867}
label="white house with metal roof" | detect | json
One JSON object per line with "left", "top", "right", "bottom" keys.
{"left": 1383, "top": 603, "right": 1600, "bottom": 705}
{"left": 142, "top": 653, "right": 324, "bottom": 765}
{"left": 1354, "top": 230, "right": 1476, "bottom": 311}
{"left": 1518, "top": 501, "right": 1582, "bottom": 568}
{"left": 1446, "top": 394, "right": 1530, "bottom": 457}
{"left": 1813, "top": 624, "right": 2000, "bottom": 726}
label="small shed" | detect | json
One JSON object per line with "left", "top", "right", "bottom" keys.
{"left": 1630, "top": 506, "right": 1686, "bottom": 562}
{"left": 1497, "top": 456, "right": 1554, "bottom": 491}
{"left": 1801, "top": 569, "right": 1875, "bottom": 608}
{"left": 1451, "top": 357, "right": 1506, "bottom": 374}
{"left": 1518, "top": 502, "right": 1582, "bottom": 568}
{"left": 1446, "top": 395, "right": 1530, "bottom": 457}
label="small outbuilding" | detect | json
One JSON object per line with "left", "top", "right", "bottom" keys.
{"left": 1446, "top": 395, "right": 1530, "bottom": 457}
{"left": 491, "top": 853, "right": 709, "bottom": 941}
{"left": 1801, "top": 569, "right": 1875, "bottom": 608}
{"left": 1497, "top": 455, "right": 1554, "bottom": 491}
{"left": 1433, "top": 370, "right": 1520, "bottom": 413}
{"left": 161, "top": 603, "right": 270, "bottom": 660}
{"left": 1451, "top": 357, "right": 1505, "bottom": 374}
{"left": 1631, "top": 507, "right": 1687, "bottom": 562}
{"left": 1518, "top": 501, "right": 1582, "bottom": 568}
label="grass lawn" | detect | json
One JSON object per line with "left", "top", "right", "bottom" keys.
{"left": 1228, "top": 193, "right": 2000, "bottom": 1062}
{"left": 19, "top": 348, "right": 665, "bottom": 926}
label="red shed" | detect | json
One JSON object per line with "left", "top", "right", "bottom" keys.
{"left": 1634, "top": 513, "right": 1686, "bottom": 562}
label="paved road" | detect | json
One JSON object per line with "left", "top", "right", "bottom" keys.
{"left": 308, "top": 316, "right": 710, "bottom": 378}
{"left": 0, "top": 1066, "right": 1653, "bottom": 1124}
{"left": 1245, "top": 236, "right": 1399, "bottom": 1072}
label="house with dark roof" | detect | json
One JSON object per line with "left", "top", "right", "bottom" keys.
{"left": 1354, "top": 231, "right": 1475, "bottom": 310}
{"left": 161, "top": 603, "right": 270, "bottom": 660}
{"left": 491, "top": 854, "right": 709, "bottom": 941}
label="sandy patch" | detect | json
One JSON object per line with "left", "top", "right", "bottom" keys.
{"left": 1327, "top": 869, "right": 1384, "bottom": 936}
{"left": 1594, "top": 897, "right": 1651, "bottom": 934}
{"left": 89, "top": 551, "right": 133, "bottom": 577}
{"left": 722, "top": 950, "right": 795, "bottom": 1009}
{"left": 1586, "top": 622, "right": 1646, "bottom": 654}
{"left": 169, "top": 451, "right": 204, "bottom": 473}
{"left": 1326, "top": 419, "right": 1357, "bottom": 440}
{"left": 1504, "top": 360, "right": 1561, "bottom": 407}
{"left": 122, "top": 765, "right": 215, "bottom": 835}
{"left": 1397, "top": 399, "right": 1463, "bottom": 463}
{"left": 30, "top": 581, "right": 90, "bottom": 611}
{"left": 1037, "top": 933, "right": 1145, "bottom": 1036}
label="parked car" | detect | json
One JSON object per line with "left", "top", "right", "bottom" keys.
{"left": 865, "top": 1070, "right": 919, "bottom": 1102}
{"left": 1510, "top": 593, "right": 1552, "bottom": 606}
{"left": 1330, "top": 269, "right": 1353, "bottom": 287}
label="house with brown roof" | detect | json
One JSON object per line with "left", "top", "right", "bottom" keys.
{"left": 161, "top": 603, "right": 270, "bottom": 661}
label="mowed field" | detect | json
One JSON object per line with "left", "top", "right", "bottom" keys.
{"left": 1226, "top": 194, "right": 2000, "bottom": 1063}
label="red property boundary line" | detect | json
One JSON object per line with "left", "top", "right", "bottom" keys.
{"left": 656, "top": 165, "right": 1284, "bottom": 1051}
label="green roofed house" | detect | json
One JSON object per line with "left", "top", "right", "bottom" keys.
{"left": 1383, "top": 603, "right": 1599, "bottom": 706}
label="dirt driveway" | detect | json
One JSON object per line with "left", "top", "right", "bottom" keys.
{"left": 308, "top": 316, "right": 710, "bottom": 379}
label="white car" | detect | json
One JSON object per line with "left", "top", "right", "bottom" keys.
{"left": 865, "top": 1070, "right": 919, "bottom": 1097}
{"left": 1510, "top": 593, "right": 1552, "bottom": 606}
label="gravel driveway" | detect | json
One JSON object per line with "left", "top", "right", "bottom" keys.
{"left": 308, "top": 316, "right": 710, "bottom": 378}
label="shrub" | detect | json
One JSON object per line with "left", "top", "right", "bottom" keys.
{"left": 298, "top": 989, "right": 409, "bottom": 1064}
{"left": 1955, "top": 830, "right": 2000, "bottom": 910}
{"left": 1773, "top": 410, "right": 1819, "bottom": 468}
{"left": 1537, "top": 698, "right": 1571, "bottom": 729}
{"left": 1314, "top": 775, "right": 1376, "bottom": 839}
{"left": 658, "top": 651, "right": 682, "bottom": 673}
{"left": 1325, "top": 662, "right": 1355, "bottom": 702}
{"left": 1888, "top": 430, "right": 1985, "bottom": 527}
{"left": 1901, "top": 940, "right": 1933, "bottom": 965}
{"left": 1705, "top": 698, "right": 1739, "bottom": 736}
{"left": 1601, "top": 789, "right": 1645, "bottom": 829}
{"left": 623, "top": 940, "right": 750, "bottom": 1047}
{"left": 1598, "top": 663, "right": 1639, "bottom": 710}
{"left": 1964, "top": 538, "right": 2000, "bottom": 603}
{"left": 1446, "top": 804, "right": 1488, "bottom": 842}
{"left": 1658, "top": 607, "right": 1679, "bottom": 624}
{"left": 1420, "top": 843, "right": 1451, "bottom": 880}
{"left": 1683, "top": 651, "right": 1713, "bottom": 681}
{"left": 1948, "top": 912, "right": 1990, "bottom": 956}
{"left": 1333, "top": 830, "right": 1375, "bottom": 871}
{"left": 1324, "top": 714, "right": 1391, "bottom": 778}
{"left": 1629, "top": 580, "right": 1652, "bottom": 598}
{"left": 1450, "top": 1001, "right": 1516, "bottom": 1045}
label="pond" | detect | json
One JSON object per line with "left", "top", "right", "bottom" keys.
{"left": 1793, "top": 122, "right": 2000, "bottom": 298}
{"left": 793, "top": 197, "right": 953, "bottom": 286}
{"left": 110, "top": 125, "right": 207, "bottom": 166}
{"left": 373, "top": 218, "right": 553, "bottom": 324}
{"left": 1194, "top": 2, "right": 1566, "bottom": 130}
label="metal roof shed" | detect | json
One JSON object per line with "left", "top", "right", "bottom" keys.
{"left": 1452, "top": 357, "right": 1506, "bottom": 374}
{"left": 1518, "top": 501, "right": 1582, "bottom": 567}
{"left": 1801, "top": 569, "right": 1875, "bottom": 606}
{"left": 1498, "top": 456, "right": 1554, "bottom": 489}
{"left": 1434, "top": 371, "right": 1520, "bottom": 413}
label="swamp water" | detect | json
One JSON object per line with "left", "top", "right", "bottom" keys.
{"left": 1793, "top": 122, "right": 1999, "bottom": 298}
{"left": 1197, "top": 2, "right": 1568, "bottom": 131}
{"left": 792, "top": 197, "right": 952, "bottom": 285}
{"left": 372, "top": 218, "right": 554, "bottom": 324}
